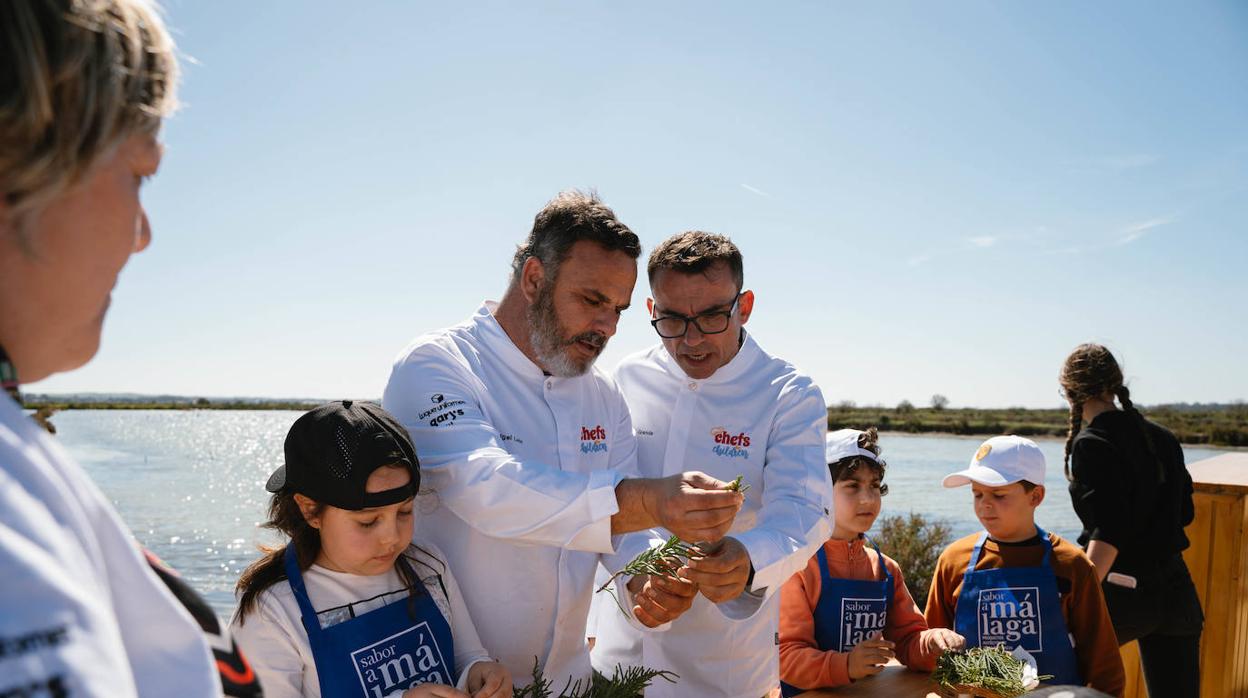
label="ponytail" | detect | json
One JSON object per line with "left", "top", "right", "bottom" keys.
{"left": 1063, "top": 401, "right": 1082, "bottom": 481}
{"left": 1116, "top": 385, "right": 1165, "bottom": 484}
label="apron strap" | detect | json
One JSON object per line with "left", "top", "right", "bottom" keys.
{"left": 863, "top": 535, "right": 894, "bottom": 586}
{"left": 282, "top": 544, "right": 323, "bottom": 639}
{"left": 963, "top": 527, "right": 1053, "bottom": 586}
{"left": 815, "top": 545, "right": 834, "bottom": 588}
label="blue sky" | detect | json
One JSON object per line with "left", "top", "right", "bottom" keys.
{"left": 37, "top": 1, "right": 1247, "bottom": 408}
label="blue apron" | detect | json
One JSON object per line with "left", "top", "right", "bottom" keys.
{"left": 780, "top": 538, "right": 894, "bottom": 697}
{"left": 953, "top": 528, "right": 1081, "bottom": 686}
{"left": 283, "top": 545, "right": 457, "bottom": 697}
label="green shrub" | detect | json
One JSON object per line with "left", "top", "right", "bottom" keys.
{"left": 874, "top": 512, "right": 953, "bottom": 608}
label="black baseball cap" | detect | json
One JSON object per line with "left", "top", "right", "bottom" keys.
{"left": 265, "top": 400, "right": 419, "bottom": 510}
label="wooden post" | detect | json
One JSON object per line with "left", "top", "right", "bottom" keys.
{"left": 1120, "top": 452, "right": 1248, "bottom": 698}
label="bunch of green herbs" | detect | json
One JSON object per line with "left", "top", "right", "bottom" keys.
{"left": 930, "top": 645, "right": 1050, "bottom": 698}
{"left": 513, "top": 659, "right": 678, "bottom": 698}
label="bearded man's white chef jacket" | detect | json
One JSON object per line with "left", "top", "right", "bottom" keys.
{"left": 591, "top": 332, "right": 832, "bottom": 698}
{"left": 382, "top": 302, "right": 639, "bottom": 689}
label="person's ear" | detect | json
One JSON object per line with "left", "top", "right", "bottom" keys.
{"left": 294, "top": 494, "right": 322, "bottom": 528}
{"left": 737, "top": 289, "right": 755, "bottom": 325}
{"left": 646, "top": 297, "right": 655, "bottom": 317}
{"left": 1031, "top": 485, "right": 1046, "bottom": 507}
{"left": 520, "top": 257, "right": 546, "bottom": 304}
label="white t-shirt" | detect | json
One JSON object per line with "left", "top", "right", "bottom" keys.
{"left": 0, "top": 394, "right": 221, "bottom": 697}
{"left": 591, "top": 334, "right": 833, "bottom": 698}
{"left": 230, "top": 540, "right": 491, "bottom": 698}
{"left": 382, "top": 302, "right": 638, "bottom": 689}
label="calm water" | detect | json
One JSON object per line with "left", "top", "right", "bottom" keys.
{"left": 47, "top": 410, "right": 1227, "bottom": 617}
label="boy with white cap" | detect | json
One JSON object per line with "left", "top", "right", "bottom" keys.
{"left": 924, "top": 436, "right": 1125, "bottom": 695}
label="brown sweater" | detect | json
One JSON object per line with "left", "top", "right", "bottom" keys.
{"left": 924, "top": 530, "right": 1125, "bottom": 697}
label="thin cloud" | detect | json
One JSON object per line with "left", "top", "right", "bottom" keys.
{"left": 740, "top": 183, "right": 772, "bottom": 198}
{"left": 967, "top": 235, "right": 998, "bottom": 248}
{"left": 906, "top": 254, "right": 930, "bottom": 267}
{"left": 1117, "top": 217, "right": 1173, "bottom": 245}
{"left": 1104, "top": 154, "right": 1160, "bottom": 171}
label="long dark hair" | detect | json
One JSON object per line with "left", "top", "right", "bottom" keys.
{"left": 233, "top": 464, "right": 441, "bottom": 625}
{"left": 1059, "top": 343, "right": 1162, "bottom": 482}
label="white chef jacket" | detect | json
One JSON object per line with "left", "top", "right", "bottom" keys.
{"left": 382, "top": 302, "right": 639, "bottom": 689}
{"left": 0, "top": 394, "right": 221, "bottom": 697}
{"left": 231, "top": 540, "right": 493, "bottom": 698}
{"left": 591, "top": 333, "right": 832, "bottom": 698}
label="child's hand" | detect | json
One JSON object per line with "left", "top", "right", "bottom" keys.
{"left": 921, "top": 627, "right": 966, "bottom": 655}
{"left": 401, "top": 683, "right": 470, "bottom": 698}
{"left": 466, "top": 660, "right": 512, "bottom": 698}
{"left": 847, "top": 631, "right": 895, "bottom": 679}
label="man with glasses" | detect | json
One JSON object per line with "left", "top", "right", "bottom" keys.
{"left": 591, "top": 231, "right": 834, "bottom": 697}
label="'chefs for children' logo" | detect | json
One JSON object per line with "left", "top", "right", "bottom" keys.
{"left": 580, "top": 425, "right": 608, "bottom": 453}
{"left": 977, "top": 587, "right": 1043, "bottom": 652}
{"left": 711, "top": 427, "right": 751, "bottom": 459}
{"left": 351, "top": 622, "right": 449, "bottom": 696}
{"left": 839, "top": 596, "right": 888, "bottom": 652}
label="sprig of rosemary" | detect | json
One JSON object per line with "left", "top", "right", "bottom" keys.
{"left": 930, "top": 645, "right": 1052, "bottom": 698}
{"left": 596, "top": 535, "right": 697, "bottom": 595}
{"left": 514, "top": 658, "right": 679, "bottom": 698}
{"left": 725, "top": 475, "right": 750, "bottom": 494}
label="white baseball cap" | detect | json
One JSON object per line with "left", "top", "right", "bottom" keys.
{"left": 826, "top": 428, "right": 883, "bottom": 465}
{"left": 942, "top": 435, "right": 1046, "bottom": 488}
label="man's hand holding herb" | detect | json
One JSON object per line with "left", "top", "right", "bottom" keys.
{"left": 627, "top": 572, "right": 699, "bottom": 628}
{"left": 681, "top": 536, "right": 752, "bottom": 603}
{"left": 847, "top": 632, "right": 895, "bottom": 680}
{"left": 613, "top": 472, "right": 743, "bottom": 542}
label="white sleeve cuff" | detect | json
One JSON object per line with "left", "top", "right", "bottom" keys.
{"left": 565, "top": 469, "right": 626, "bottom": 553}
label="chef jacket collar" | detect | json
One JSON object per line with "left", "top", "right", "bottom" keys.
{"left": 657, "top": 329, "right": 762, "bottom": 386}
{"left": 475, "top": 301, "right": 563, "bottom": 381}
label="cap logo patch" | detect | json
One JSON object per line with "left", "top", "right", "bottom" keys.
{"left": 431, "top": 393, "right": 444, "bottom": 404}
{"left": 975, "top": 443, "right": 992, "bottom": 462}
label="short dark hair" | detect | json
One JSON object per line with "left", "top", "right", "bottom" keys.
{"left": 1020, "top": 480, "right": 1039, "bottom": 493}
{"left": 829, "top": 427, "right": 889, "bottom": 496}
{"left": 510, "top": 189, "right": 641, "bottom": 284}
{"left": 647, "top": 231, "right": 744, "bottom": 289}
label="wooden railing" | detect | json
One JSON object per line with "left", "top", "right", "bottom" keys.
{"left": 1122, "top": 451, "right": 1248, "bottom": 698}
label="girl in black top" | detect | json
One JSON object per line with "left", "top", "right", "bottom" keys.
{"left": 1060, "top": 343, "right": 1203, "bottom": 698}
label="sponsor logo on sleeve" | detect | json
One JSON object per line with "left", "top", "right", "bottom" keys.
{"left": 352, "top": 623, "right": 449, "bottom": 696}
{"left": 711, "top": 426, "right": 751, "bottom": 459}
{"left": 580, "top": 425, "right": 608, "bottom": 453}
{"left": 418, "top": 394, "right": 467, "bottom": 427}
{"left": 977, "top": 587, "right": 1043, "bottom": 652}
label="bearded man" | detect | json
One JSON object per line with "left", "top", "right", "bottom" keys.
{"left": 382, "top": 190, "right": 743, "bottom": 690}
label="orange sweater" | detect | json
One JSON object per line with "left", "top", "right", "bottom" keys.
{"left": 924, "top": 531, "right": 1125, "bottom": 697}
{"left": 779, "top": 536, "right": 937, "bottom": 691}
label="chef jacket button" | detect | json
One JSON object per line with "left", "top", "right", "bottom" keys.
{"left": 545, "top": 380, "right": 552, "bottom": 390}
{"left": 688, "top": 382, "right": 697, "bottom": 390}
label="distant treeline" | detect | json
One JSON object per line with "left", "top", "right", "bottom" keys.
{"left": 22, "top": 397, "right": 321, "bottom": 411}
{"left": 827, "top": 402, "right": 1248, "bottom": 448}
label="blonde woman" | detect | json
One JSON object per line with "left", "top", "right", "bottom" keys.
{"left": 0, "top": 2, "right": 232, "bottom": 696}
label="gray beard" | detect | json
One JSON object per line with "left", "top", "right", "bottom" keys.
{"left": 527, "top": 283, "right": 605, "bottom": 377}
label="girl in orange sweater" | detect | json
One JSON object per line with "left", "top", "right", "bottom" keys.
{"left": 778, "top": 428, "right": 963, "bottom": 695}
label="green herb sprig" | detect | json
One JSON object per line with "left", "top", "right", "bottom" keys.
{"left": 596, "top": 535, "right": 697, "bottom": 595}
{"left": 725, "top": 475, "right": 750, "bottom": 494}
{"left": 930, "top": 645, "right": 1052, "bottom": 698}
{"left": 514, "top": 658, "right": 679, "bottom": 698}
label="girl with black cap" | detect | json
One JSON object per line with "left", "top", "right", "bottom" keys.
{"left": 230, "top": 400, "right": 510, "bottom": 698}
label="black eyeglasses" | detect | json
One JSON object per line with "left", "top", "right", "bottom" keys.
{"left": 650, "top": 294, "right": 742, "bottom": 339}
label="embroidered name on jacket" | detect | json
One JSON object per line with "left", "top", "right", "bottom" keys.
{"left": 840, "top": 596, "right": 888, "bottom": 652}
{"left": 580, "top": 425, "right": 608, "bottom": 453}
{"left": 977, "top": 587, "right": 1043, "bottom": 652}
{"left": 711, "top": 426, "right": 751, "bottom": 459}
{"left": 352, "top": 622, "right": 449, "bottom": 695}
